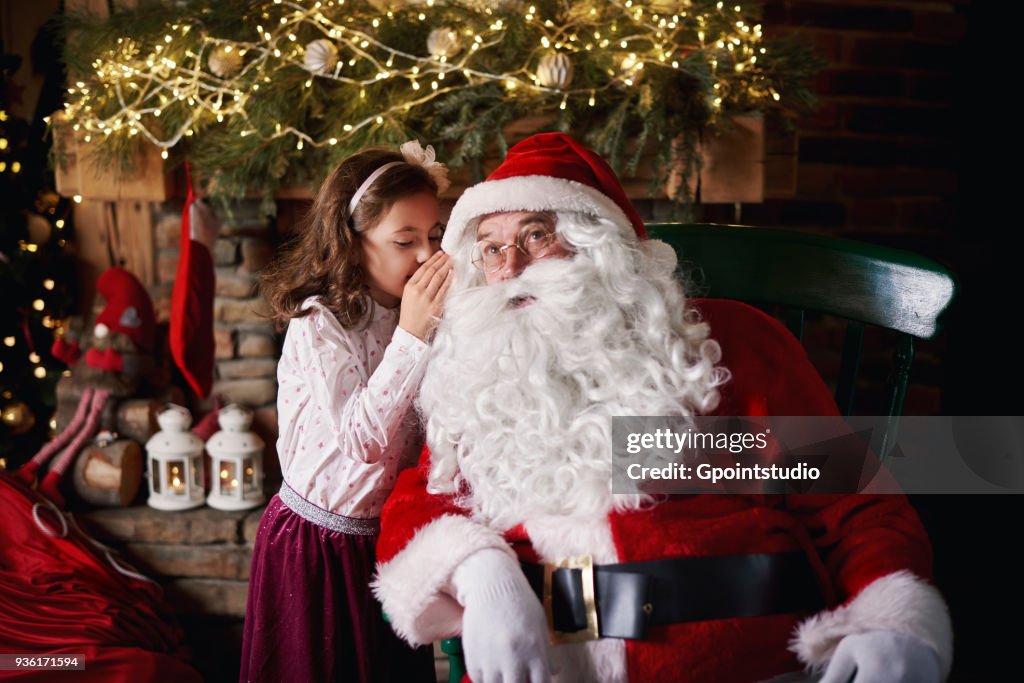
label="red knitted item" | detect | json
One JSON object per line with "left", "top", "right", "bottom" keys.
{"left": 169, "top": 163, "right": 216, "bottom": 398}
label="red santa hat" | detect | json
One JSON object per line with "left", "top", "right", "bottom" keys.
{"left": 441, "top": 133, "right": 647, "bottom": 252}
{"left": 94, "top": 267, "right": 156, "bottom": 352}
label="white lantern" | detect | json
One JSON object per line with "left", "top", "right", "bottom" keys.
{"left": 205, "top": 404, "right": 265, "bottom": 511}
{"left": 145, "top": 404, "right": 205, "bottom": 511}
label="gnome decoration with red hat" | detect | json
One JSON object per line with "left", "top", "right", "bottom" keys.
{"left": 17, "top": 267, "right": 158, "bottom": 507}
{"left": 84, "top": 266, "right": 157, "bottom": 380}
{"left": 373, "top": 133, "right": 952, "bottom": 683}
{"left": 50, "top": 266, "right": 156, "bottom": 387}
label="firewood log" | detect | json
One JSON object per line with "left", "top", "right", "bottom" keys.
{"left": 72, "top": 440, "right": 143, "bottom": 507}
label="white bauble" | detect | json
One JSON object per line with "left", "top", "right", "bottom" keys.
{"left": 427, "top": 28, "right": 461, "bottom": 59}
{"left": 536, "top": 52, "right": 573, "bottom": 89}
{"left": 208, "top": 45, "right": 242, "bottom": 78}
{"left": 303, "top": 39, "right": 339, "bottom": 75}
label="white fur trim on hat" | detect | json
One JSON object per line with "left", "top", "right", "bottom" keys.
{"left": 372, "top": 514, "right": 515, "bottom": 646}
{"left": 442, "top": 175, "right": 636, "bottom": 252}
{"left": 790, "top": 570, "right": 953, "bottom": 677}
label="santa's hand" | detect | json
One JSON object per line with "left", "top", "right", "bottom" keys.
{"left": 451, "top": 548, "right": 553, "bottom": 683}
{"left": 819, "top": 630, "right": 941, "bottom": 683}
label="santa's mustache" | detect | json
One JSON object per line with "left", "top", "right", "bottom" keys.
{"left": 442, "top": 257, "right": 601, "bottom": 339}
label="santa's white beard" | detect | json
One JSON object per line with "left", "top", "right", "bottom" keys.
{"left": 419, "top": 243, "right": 727, "bottom": 530}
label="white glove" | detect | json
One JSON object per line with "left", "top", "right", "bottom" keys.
{"left": 450, "top": 548, "right": 553, "bottom": 683}
{"left": 820, "top": 630, "right": 942, "bottom": 683}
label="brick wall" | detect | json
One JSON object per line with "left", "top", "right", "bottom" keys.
{"left": 689, "top": 0, "right": 968, "bottom": 416}
{"left": 151, "top": 199, "right": 282, "bottom": 489}
{"left": 752, "top": 0, "right": 963, "bottom": 237}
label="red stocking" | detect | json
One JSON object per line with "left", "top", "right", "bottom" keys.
{"left": 169, "top": 162, "right": 216, "bottom": 398}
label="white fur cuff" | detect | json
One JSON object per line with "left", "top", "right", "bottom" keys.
{"left": 372, "top": 514, "right": 514, "bottom": 646}
{"left": 791, "top": 570, "right": 953, "bottom": 677}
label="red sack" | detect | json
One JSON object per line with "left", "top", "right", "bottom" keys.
{"left": 0, "top": 472, "right": 201, "bottom": 682}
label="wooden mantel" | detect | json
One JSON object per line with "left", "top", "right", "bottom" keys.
{"left": 56, "top": 113, "right": 794, "bottom": 314}
{"left": 275, "top": 114, "right": 799, "bottom": 203}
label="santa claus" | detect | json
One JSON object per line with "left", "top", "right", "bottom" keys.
{"left": 373, "top": 133, "right": 951, "bottom": 683}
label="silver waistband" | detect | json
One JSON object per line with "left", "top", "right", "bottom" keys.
{"left": 278, "top": 481, "right": 380, "bottom": 536}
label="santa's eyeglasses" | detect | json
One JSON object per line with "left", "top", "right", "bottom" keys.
{"left": 471, "top": 224, "right": 564, "bottom": 273}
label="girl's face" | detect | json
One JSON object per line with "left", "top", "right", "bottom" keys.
{"left": 361, "top": 190, "right": 443, "bottom": 308}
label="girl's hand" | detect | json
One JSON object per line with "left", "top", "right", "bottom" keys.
{"left": 399, "top": 251, "right": 453, "bottom": 341}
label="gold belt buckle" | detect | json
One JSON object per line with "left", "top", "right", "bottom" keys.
{"left": 543, "top": 554, "right": 600, "bottom": 643}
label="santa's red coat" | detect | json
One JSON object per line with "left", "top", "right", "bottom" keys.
{"left": 374, "top": 299, "right": 951, "bottom": 682}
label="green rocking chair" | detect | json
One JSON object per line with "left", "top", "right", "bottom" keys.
{"left": 646, "top": 222, "right": 957, "bottom": 458}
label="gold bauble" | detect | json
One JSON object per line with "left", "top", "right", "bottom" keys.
{"left": 1, "top": 400, "right": 36, "bottom": 436}
{"left": 208, "top": 45, "right": 243, "bottom": 79}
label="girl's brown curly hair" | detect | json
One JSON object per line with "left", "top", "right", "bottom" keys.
{"left": 260, "top": 148, "right": 439, "bottom": 329}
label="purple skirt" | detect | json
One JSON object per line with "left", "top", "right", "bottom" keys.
{"left": 239, "top": 489, "right": 434, "bottom": 683}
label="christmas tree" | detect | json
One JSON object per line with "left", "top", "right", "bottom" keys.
{"left": 1, "top": 35, "right": 77, "bottom": 469}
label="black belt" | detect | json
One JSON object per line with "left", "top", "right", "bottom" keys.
{"left": 521, "top": 551, "right": 824, "bottom": 641}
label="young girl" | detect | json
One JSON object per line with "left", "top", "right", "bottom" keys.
{"left": 240, "top": 142, "right": 452, "bottom": 683}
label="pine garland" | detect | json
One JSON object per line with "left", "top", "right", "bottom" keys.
{"left": 58, "top": 0, "right": 822, "bottom": 209}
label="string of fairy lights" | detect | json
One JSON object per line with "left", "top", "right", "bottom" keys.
{"left": 60, "top": 0, "right": 779, "bottom": 158}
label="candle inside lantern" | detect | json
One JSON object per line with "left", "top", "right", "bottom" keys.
{"left": 220, "top": 461, "right": 238, "bottom": 496}
{"left": 168, "top": 460, "right": 186, "bottom": 495}
{"left": 243, "top": 460, "right": 256, "bottom": 493}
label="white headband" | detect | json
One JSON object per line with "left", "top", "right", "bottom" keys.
{"left": 347, "top": 161, "right": 403, "bottom": 217}
{"left": 346, "top": 140, "right": 451, "bottom": 223}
